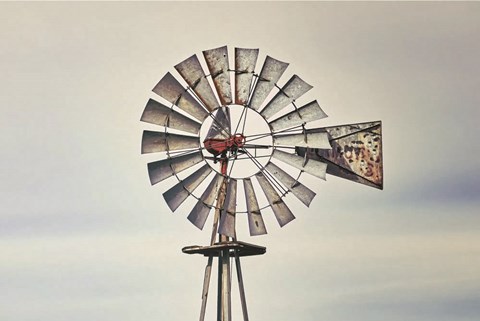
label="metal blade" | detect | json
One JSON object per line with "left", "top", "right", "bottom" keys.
{"left": 141, "top": 131, "right": 199, "bottom": 154}
{"left": 162, "top": 164, "right": 212, "bottom": 212}
{"left": 147, "top": 151, "right": 203, "bottom": 185}
{"left": 235, "top": 48, "right": 259, "bottom": 105}
{"left": 243, "top": 178, "right": 267, "bottom": 236}
{"left": 152, "top": 72, "right": 208, "bottom": 122}
{"left": 218, "top": 179, "right": 237, "bottom": 238}
{"left": 265, "top": 162, "right": 316, "bottom": 207}
{"left": 203, "top": 46, "right": 232, "bottom": 105}
{"left": 255, "top": 172, "right": 295, "bottom": 227}
{"left": 249, "top": 56, "right": 289, "bottom": 110}
{"left": 175, "top": 55, "right": 219, "bottom": 111}
{"left": 140, "top": 99, "right": 202, "bottom": 135}
{"left": 206, "top": 106, "right": 231, "bottom": 140}
{"left": 273, "top": 132, "right": 331, "bottom": 149}
{"left": 272, "top": 149, "right": 327, "bottom": 180}
{"left": 261, "top": 75, "right": 313, "bottom": 120}
{"left": 269, "top": 100, "right": 327, "bottom": 132}
{"left": 296, "top": 121, "right": 383, "bottom": 189}
{"left": 187, "top": 174, "right": 225, "bottom": 230}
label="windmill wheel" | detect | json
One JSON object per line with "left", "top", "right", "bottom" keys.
{"left": 140, "top": 46, "right": 383, "bottom": 238}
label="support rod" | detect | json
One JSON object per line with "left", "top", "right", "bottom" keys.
{"left": 234, "top": 251, "right": 249, "bottom": 321}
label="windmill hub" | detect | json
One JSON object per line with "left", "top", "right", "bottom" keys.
{"left": 199, "top": 105, "right": 273, "bottom": 179}
{"left": 203, "top": 133, "right": 246, "bottom": 157}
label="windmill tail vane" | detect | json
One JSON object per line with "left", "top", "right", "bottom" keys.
{"left": 139, "top": 45, "right": 383, "bottom": 321}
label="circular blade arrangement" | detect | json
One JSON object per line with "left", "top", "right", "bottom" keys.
{"left": 140, "top": 45, "right": 383, "bottom": 237}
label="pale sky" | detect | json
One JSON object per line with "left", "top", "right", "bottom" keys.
{"left": 1, "top": 2, "right": 479, "bottom": 321}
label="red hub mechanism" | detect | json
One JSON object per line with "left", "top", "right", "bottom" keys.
{"left": 204, "top": 134, "right": 246, "bottom": 155}
{"left": 203, "top": 134, "right": 246, "bottom": 175}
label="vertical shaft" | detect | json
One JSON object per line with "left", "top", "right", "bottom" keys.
{"left": 218, "top": 234, "right": 231, "bottom": 321}
{"left": 200, "top": 178, "right": 227, "bottom": 321}
{"left": 217, "top": 160, "right": 231, "bottom": 321}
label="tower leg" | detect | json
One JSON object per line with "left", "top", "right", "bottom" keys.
{"left": 234, "top": 251, "right": 249, "bottom": 321}
{"left": 199, "top": 255, "right": 213, "bottom": 321}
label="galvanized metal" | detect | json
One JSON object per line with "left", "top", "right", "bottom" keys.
{"left": 147, "top": 151, "right": 204, "bottom": 185}
{"left": 141, "top": 130, "right": 199, "bottom": 154}
{"left": 296, "top": 121, "right": 383, "bottom": 189}
{"left": 243, "top": 178, "right": 267, "bottom": 236}
{"left": 187, "top": 174, "right": 225, "bottom": 230}
{"left": 203, "top": 46, "right": 232, "bottom": 105}
{"left": 249, "top": 56, "right": 289, "bottom": 110}
{"left": 268, "top": 100, "right": 327, "bottom": 132}
{"left": 272, "top": 149, "right": 327, "bottom": 180}
{"left": 261, "top": 75, "right": 313, "bottom": 120}
{"left": 255, "top": 172, "right": 295, "bottom": 227}
{"left": 175, "top": 55, "right": 219, "bottom": 112}
{"left": 218, "top": 179, "right": 237, "bottom": 238}
{"left": 235, "top": 48, "right": 259, "bottom": 105}
{"left": 162, "top": 164, "right": 212, "bottom": 212}
{"left": 140, "top": 98, "right": 202, "bottom": 135}
{"left": 152, "top": 72, "right": 209, "bottom": 122}
{"left": 273, "top": 131, "right": 331, "bottom": 149}
{"left": 265, "top": 162, "right": 316, "bottom": 207}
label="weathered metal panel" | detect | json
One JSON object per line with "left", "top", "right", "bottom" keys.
{"left": 321, "top": 121, "right": 381, "bottom": 140}
{"left": 273, "top": 132, "right": 331, "bottom": 149}
{"left": 140, "top": 99, "right": 202, "bottom": 135}
{"left": 265, "top": 162, "right": 316, "bottom": 207}
{"left": 235, "top": 48, "right": 259, "bottom": 105}
{"left": 174, "top": 55, "right": 219, "bottom": 112}
{"left": 249, "top": 56, "right": 289, "bottom": 111}
{"left": 260, "top": 75, "right": 313, "bottom": 120}
{"left": 218, "top": 179, "right": 237, "bottom": 238}
{"left": 147, "top": 151, "right": 203, "bottom": 185}
{"left": 255, "top": 172, "right": 295, "bottom": 227}
{"left": 187, "top": 174, "right": 225, "bottom": 230}
{"left": 152, "top": 72, "right": 208, "bottom": 122}
{"left": 268, "top": 100, "right": 327, "bottom": 132}
{"left": 243, "top": 178, "right": 267, "bottom": 236}
{"left": 203, "top": 46, "right": 232, "bottom": 106}
{"left": 162, "top": 164, "right": 212, "bottom": 212}
{"left": 272, "top": 149, "right": 327, "bottom": 180}
{"left": 141, "top": 131, "right": 199, "bottom": 154}
{"left": 297, "top": 121, "right": 383, "bottom": 189}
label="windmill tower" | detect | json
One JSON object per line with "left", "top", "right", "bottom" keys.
{"left": 140, "top": 46, "right": 383, "bottom": 321}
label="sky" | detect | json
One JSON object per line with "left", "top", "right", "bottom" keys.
{"left": 1, "top": 2, "right": 479, "bottom": 321}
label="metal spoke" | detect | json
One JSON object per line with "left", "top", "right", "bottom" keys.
{"left": 241, "top": 148, "right": 288, "bottom": 196}
{"left": 233, "top": 104, "right": 247, "bottom": 136}
{"left": 186, "top": 86, "right": 232, "bottom": 138}
{"left": 243, "top": 125, "right": 305, "bottom": 145}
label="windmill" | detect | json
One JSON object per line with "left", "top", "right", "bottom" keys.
{"left": 140, "top": 46, "right": 383, "bottom": 321}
